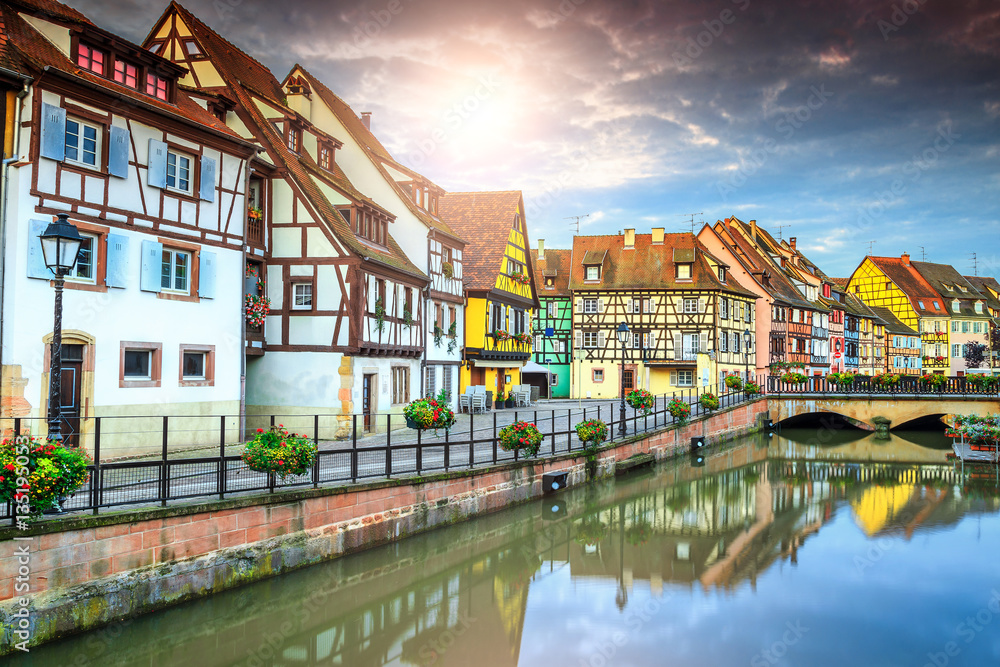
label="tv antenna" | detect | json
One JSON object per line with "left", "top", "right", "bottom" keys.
{"left": 866, "top": 240, "right": 876, "bottom": 255}
{"left": 918, "top": 246, "right": 926, "bottom": 261}
{"left": 774, "top": 223, "right": 791, "bottom": 241}
{"left": 676, "top": 212, "right": 703, "bottom": 234}
{"left": 564, "top": 214, "right": 590, "bottom": 235}
{"left": 969, "top": 252, "right": 978, "bottom": 276}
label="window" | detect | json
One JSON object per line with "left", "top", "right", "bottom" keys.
{"left": 952, "top": 300, "right": 960, "bottom": 313}
{"left": 973, "top": 322, "right": 983, "bottom": 334}
{"left": 719, "top": 332, "right": 728, "bottom": 352}
{"left": 745, "top": 304, "right": 752, "bottom": 323}
{"left": 286, "top": 125, "right": 301, "bottom": 153}
{"left": 718, "top": 267, "right": 726, "bottom": 282}
{"left": 113, "top": 60, "right": 139, "bottom": 88}
{"left": 146, "top": 73, "right": 168, "bottom": 100}
{"left": 961, "top": 321, "right": 969, "bottom": 333}
{"left": 918, "top": 301, "right": 925, "bottom": 310}
{"left": 507, "top": 259, "right": 524, "bottom": 276}
{"left": 932, "top": 300, "right": 940, "bottom": 310}
{"left": 182, "top": 352, "right": 204, "bottom": 378}
{"left": 952, "top": 344, "right": 961, "bottom": 358}
{"left": 592, "top": 369, "right": 604, "bottom": 382}
{"left": 975, "top": 302, "right": 983, "bottom": 314}
{"left": 76, "top": 44, "right": 105, "bottom": 75}
{"left": 676, "top": 263, "right": 692, "bottom": 280}
{"left": 584, "top": 299, "right": 599, "bottom": 314}
{"left": 392, "top": 367, "right": 409, "bottom": 404}
{"left": 179, "top": 345, "right": 215, "bottom": 387}
{"left": 292, "top": 283, "right": 313, "bottom": 310}
{"left": 952, "top": 321, "right": 959, "bottom": 333}
{"left": 160, "top": 248, "right": 190, "bottom": 293}
{"left": 683, "top": 298, "right": 698, "bottom": 313}
{"left": 183, "top": 40, "right": 202, "bottom": 56}
{"left": 583, "top": 331, "right": 599, "bottom": 348}
{"left": 166, "top": 150, "right": 192, "bottom": 194}
{"left": 720, "top": 298, "right": 728, "bottom": 319}
{"left": 682, "top": 333, "right": 701, "bottom": 358}
{"left": 65, "top": 119, "right": 100, "bottom": 168}
{"left": 585, "top": 265, "right": 600, "bottom": 281}
{"left": 319, "top": 144, "right": 332, "bottom": 171}
{"left": 119, "top": 341, "right": 162, "bottom": 388}
{"left": 676, "top": 370, "right": 693, "bottom": 386}
{"left": 732, "top": 331, "right": 740, "bottom": 353}
{"left": 547, "top": 301, "right": 556, "bottom": 317}
{"left": 69, "top": 234, "right": 96, "bottom": 283}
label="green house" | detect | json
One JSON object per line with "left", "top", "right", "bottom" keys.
{"left": 530, "top": 244, "right": 572, "bottom": 397}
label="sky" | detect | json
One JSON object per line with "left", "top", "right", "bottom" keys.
{"left": 66, "top": 0, "right": 1000, "bottom": 278}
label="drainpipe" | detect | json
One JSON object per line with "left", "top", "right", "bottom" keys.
{"left": 239, "top": 163, "right": 255, "bottom": 441}
{"left": 0, "top": 81, "right": 30, "bottom": 393}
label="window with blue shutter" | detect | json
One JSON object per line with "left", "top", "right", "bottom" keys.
{"left": 199, "top": 156, "right": 216, "bottom": 202}
{"left": 198, "top": 251, "right": 216, "bottom": 299}
{"left": 108, "top": 125, "right": 130, "bottom": 178}
{"left": 139, "top": 239, "right": 163, "bottom": 292}
{"left": 147, "top": 139, "right": 168, "bottom": 188}
{"left": 105, "top": 233, "right": 130, "bottom": 288}
{"left": 27, "top": 219, "right": 52, "bottom": 279}
{"left": 39, "top": 103, "right": 67, "bottom": 161}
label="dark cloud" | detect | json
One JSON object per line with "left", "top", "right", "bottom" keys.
{"left": 68, "top": 0, "right": 999, "bottom": 275}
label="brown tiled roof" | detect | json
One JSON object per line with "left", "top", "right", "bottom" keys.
{"left": 964, "top": 276, "right": 1000, "bottom": 311}
{"left": 531, "top": 248, "right": 571, "bottom": 296}
{"left": 566, "top": 232, "right": 755, "bottom": 297}
{"left": 829, "top": 277, "right": 850, "bottom": 287}
{"left": 291, "top": 65, "right": 464, "bottom": 243}
{"left": 438, "top": 191, "right": 528, "bottom": 292}
{"left": 911, "top": 261, "right": 991, "bottom": 319}
{"left": 582, "top": 250, "right": 606, "bottom": 265}
{"left": 9, "top": 0, "right": 91, "bottom": 25}
{"left": 865, "top": 256, "right": 946, "bottom": 317}
{"left": 0, "top": 2, "right": 243, "bottom": 141}
{"left": 867, "top": 306, "right": 918, "bottom": 335}
{"left": 720, "top": 218, "right": 815, "bottom": 309}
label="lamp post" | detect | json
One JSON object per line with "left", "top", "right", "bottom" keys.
{"left": 743, "top": 328, "right": 752, "bottom": 385}
{"left": 616, "top": 322, "right": 630, "bottom": 436}
{"left": 39, "top": 214, "right": 83, "bottom": 444}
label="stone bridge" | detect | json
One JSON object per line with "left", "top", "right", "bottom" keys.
{"left": 767, "top": 394, "right": 1000, "bottom": 432}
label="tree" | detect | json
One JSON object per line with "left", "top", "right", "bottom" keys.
{"left": 964, "top": 342, "right": 987, "bottom": 369}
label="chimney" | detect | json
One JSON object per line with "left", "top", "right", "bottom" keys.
{"left": 789, "top": 236, "right": 797, "bottom": 250}
{"left": 624, "top": 228, "right": 635, "bottom": 249}
{"left": 901, "top": 252, "right": 910, "bottom": 266}
{"left": 651, "top": 227, "right": 664, "bottom": 245}
{"left": 750, "top": 220, "right": 757, "bottom": 240}
{"left": 538, "top": 238, "right": 545, "bottom": 260}
{"left": 360, "top": 112, "right": 372, "bottom": 130}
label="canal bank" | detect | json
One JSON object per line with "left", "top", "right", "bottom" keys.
{"left": 0, "top": 400, "right": 768, "bottom": 654}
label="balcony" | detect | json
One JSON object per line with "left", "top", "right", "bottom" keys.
{"left": 482, "top": 334, "right": 531, "bottom": 360}
{"left": 247, "top": 213, "right": 264, "bottom": 248}
{"left": 810, "top": 355, "right": 829, "bottom": 365}
{"left": 245, "top": 322, "right": 266, "bottom": 356}
{"left": 922, "top": 357, "right": 949, "bottom": 369}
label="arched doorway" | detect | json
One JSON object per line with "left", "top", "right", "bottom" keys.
{"left": 41, "top": 330, "right": 95, "bottom": 449}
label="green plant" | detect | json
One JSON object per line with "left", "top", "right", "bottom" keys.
{"left": 780, "top": 372, "right": 809, "bottom": 384}
{"left": 744, "top": 380, "right": 762, "bottom": 395}
{"left": 826, "top": 372, "right": 856, "bottom": 386}
{"left": 492, "top": 330, "right": 511, "bottom": 342}
{"left": 575, "top": 516, "right": 606, "bottom": 546}
{"left": 245, "top": 294, "right": 270, "bottom": 327}
{"left": 433, "top": 324, "right": 444, "bottom": 348}
{"left": 699, "top": 392, "right": 720, "bottom": 411}
{"left": 626, "top": 389, "right": 655, "bottom": 415}
{"left": 919, "top": 373, "right": 947, "bottom": 389}
{"left": 442, "top": 261, "right": 454, "bottom": 279}
{"left": 667, "top": 397, "right": 691, "bottom": 424}
{"left": 498, "top": 420, "right": 544, "bottom": 457}
{"left": 0, "top": 437, "right": 90, "bottom": 517}
{"left": 626, "top": 520, "right": 653, "bottom": 546}
{"left": 447, "top": 321, "right": 458, "bottom": 354}
{"left": 724, "top": 374, "right": 744, "bottom": 391}
{"left": 967, "top": 375, "right": 999, "bottom": 392}
{"left": 403, "top": 396, "right": 456, "bottom": 432}
{"left": 575, "top": 419, "right": 608, "bottom": 446}
{"left": 241, "top": 426, "right": 317, "bottom": 480}
{"left": 374, "top": 298, "right": 386, "bottom": 333}
{"left": 402, "top": 304, "right": 413, "bottom": 328}
{"left": 873, "top": 373, "right": 901, "bottom": 388}
{"left": 513, "top": 332, "right": 531, "bottom": 345}
{"left": 769, "top": 361, "right": 806, "bottom": 372}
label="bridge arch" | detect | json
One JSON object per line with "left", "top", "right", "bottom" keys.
{"left": 767, "top": 396, "right": 1000, "bottom": 431}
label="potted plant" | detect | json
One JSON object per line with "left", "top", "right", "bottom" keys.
{"left": 247, "top": 205, "right": 262, "bottom": 220}
{"left": 780, "top": 371, "right": 809, "bottom": 385}
{"left": 699, "top": 392, "right": 720, "bottom": 411}
{"left": 0, "top": 437, "right": 90, "bottom": 516}
{"left": 433, "top": 324, "right": 444, "bottom": 348}
{"left": 447, "top": 322, "right": 458, "bottom": 354}
{"left": 403, "top": 395, "right": 456, "bottom": 432}
{"left": 919, "top": 373, "right": 947, "bottom": 391}
{"left": 498, "top": 420, "right": 544, "bottom": 457}
{"left": 744, "top": 380, "right": 762, "bottom": 395}
{"left": 873, "top": 373, "right": 901, "bottom": 389}
{"left": 575, "top": 419, "right": 608, "bottom": 448}
{"left": 441, "top": 261, "right": 455, "bottom": 279}
{"left": 724, "top": 374, "right": 744, "bottom": 391}
{"left": 505, "top": 391, "right": 514, "bottom": 409}
{"left": 495, "top": 391, "right": 507, "bottom": 409}
{"left": 374, "top": 298, "right": 386, "bottom": 333}
{"left": 245, "top": 293, "right": 271, "bottom": 328}
{"left": 626, "top": 389, "right": 655, "bottom": 415}
{"left": 492, "top": 330, "right": 511, "bottom": 343}
{"left": 667, "top": 397, "right": 691, "bottom": 425}
{"left": 242, "top": 425, "right": 317, "bottom": 480}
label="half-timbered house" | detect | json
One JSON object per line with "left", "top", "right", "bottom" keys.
{"left": 143, "top": 3, "right": 428, "bottom": 432}
{"left": 0, "top": 0, "right": 256, "bottom": 454}
{"left": 438, "top": 192, "right": 538, "bottom": 401}
{"left": 869, "top": 307, "right": 921, "bottom": 375}
{"left": 568, "top": 229, "right": 756, "bottom": 399}
{"left": 963, "top": 276, "right": 1000, "bottom": 374}
{"left": 530, "top": 241, "right": 571, "bottom": 397}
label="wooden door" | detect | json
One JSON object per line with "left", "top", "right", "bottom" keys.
{"left": 623, "top": 368, "right": 635, "bottom": 393}
{"left": 362, "top": 374, "right": 375, "bottom": 431}
{"left": 471, "top": 366, "right": 485, "bottom": 387}
{"left": 58, "top": 344, "right": 84, "bottom": 446}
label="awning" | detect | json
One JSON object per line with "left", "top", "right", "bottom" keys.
{"left": 472, "top": 360, "right": 524, "bottom": 369}
{"left": 520, "top": 361, "right": 553, "bottom": 376}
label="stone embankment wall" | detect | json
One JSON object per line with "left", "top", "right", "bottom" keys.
{"left": 0, "top": 400, "right": 767, "bottom": 653}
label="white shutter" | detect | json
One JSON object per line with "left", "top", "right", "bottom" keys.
{"left": 626, "top": 299, "right": 633, "bottom": 314}
{"left": 673, "top": 333, "right": 682, "bottom": 359}
{"left": 574, "top": 331, "right": 582, "bottom": 348}
{"left": 534, "top": 335, "right": 542, "bottom": 350}
{"left": 670, "top": 371, "right": 677, "bottom": 385}
{"left": 700, "top": 332, "right": 708, "bottom": 352}
{"left": 576, "top": 298, "right": 583, "bottom": 314}
{"left": 597, "top": 298, "right": 605, "bottom": 313}
{"left": 698, "top": 298, "right": 706, "bottom": 313}
{"left": 488, "top": 303, "right": 494, "bottom": 330}
{"left": 598, "top": 331, "right": 606, "bottom": 347}
{"left": 675, "top": 296, "right": 683, "bottom": 310}
{"left": 647, "top": 298, "right": 655, "bottom": 313}
{"left": 648, "top": 331, "right": 656, "bottom": 350}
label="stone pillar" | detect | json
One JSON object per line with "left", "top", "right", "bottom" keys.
{"left": 334, "top": 355, "right": 354, "bottom": 439}
{"left": 871, "top": 416, "right": 891, "bottom": 440}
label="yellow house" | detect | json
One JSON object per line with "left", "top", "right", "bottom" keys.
{"left": 439, "top": 192, "right": 539, "bottom": 401}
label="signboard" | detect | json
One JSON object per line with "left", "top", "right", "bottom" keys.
{"left": 834, "top": 352, "right": 842, "bottom": 359}
{"left": 545, "top": 327, "right": 554, "bottom": 337}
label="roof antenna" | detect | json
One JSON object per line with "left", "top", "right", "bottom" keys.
{"left": 564, "top": 214, "right": 590, "bottom": 235}
{"left": 969, "top": 252, "right": 978, "bottom": 276}
{"left": 675, "top": 212, "right": 702, "bottom": 234}
{"left": 918, "top": 246, "right": 926, "bottom": 261}
{"left": 866, "top": 240, "right": 876, "bottom": 255}
{"left": 774, "top": 223, "right": 791, "bottom": 241}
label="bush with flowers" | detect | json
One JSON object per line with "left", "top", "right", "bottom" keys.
{"left": 241, "top": 425, "right": 317, "bottom": 479}
{"left": 699, "top": 392, "right": 720, "bottom": 411}
{"left": 826, "top": 372, "right": 856, "bottom": 386}
{"left": 403, "top": 391, "right": 456, "bottom": 432}
{"left": 919, "top": 373, "right": 947, "bottom": 390}
{"left": 780, "top": 372, "right": 809, "bottom": 385}
{"left": 245, "top": 294, "right": 270, "bottom": 328}
{"left": 498, "top": 420, "right": 544, "bottom": 457}
{"left": 967, "top": 374, "right": 1000, "bottom": 393}
{"left": 872, "top": 373, "right": 901, "bottom": 388}
{"left": 667, "top": 397, "right": 691, "bottom": 424}
{"left": 0, "top": 437, "right": 90, "bottom": 516}
{"left": 575, "top": 419, "right": 608, "bottom": 447}
{"left": 724, "top": 374, "right": 744, "bottom": 391}
{"left": 626, "top": 389, "right": 655, "bottom": 415}
{"left": 744, "top": 380, "right": 762, "bottom": 395}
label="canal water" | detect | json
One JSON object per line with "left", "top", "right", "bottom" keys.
{"left": 11, "top": 426, "right": 1000, "bottom": 667}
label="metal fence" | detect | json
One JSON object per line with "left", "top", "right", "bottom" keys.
{"left": 4, "top": 382, "right": 759, "bottom": 520}
{"left": 765, "top": 375, "right": 1000, "bottom": 396}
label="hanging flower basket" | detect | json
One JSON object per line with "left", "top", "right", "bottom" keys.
{"left": 626, "top": 521, "right": 653, "bottom": 546}
{"left": 626, "top": 389, "right": 655, "bottom": 415}
{"left": 0, "top": 437, "right": 90, "bottom": 517}
{"left": 699, "top": 392, "right": 720, "bottom": 411}
{"left": 242, "top": 426, "right": 317, "bottom": 479}
{"left": 575, "top": 419, "right": 608, "bottom": 448}
{"left": 724, "top": 375, "right": 744, "bottom": 391}
{"left": 403, "top": 397, "right": 456, "bottom": 432}
{"left": 245, "top": 294, "right": 270, "bottom": 327}
{"left": 919, "top": 373, "right": 947, "bottom": 390}
{"left": 498, "top": 420, "right": 544, "bottom": 457}
{"left": 667, "top": 397, "right": 691, "bottom": 424}
{"left": 744, "top": 380, "right": 762, "bottom": 395}
{"left": 575, "top": 517, "right": 607, "bottom": 546}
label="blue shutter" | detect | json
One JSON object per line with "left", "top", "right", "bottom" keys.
{"left": 39, "top": 103, "right": 66, "bottom": 161}
{"left": 139, "top": 239, "right": 163, "bottom": 292}
{"left": 105, "top": 233, "right": 130, "bottom": 288}
{"left": 147, "top": 139, "right": 168, "bottom": 188}
{"left": 198, "top": 251, "right": 216, "bottom": 299}
{"left": 108, "top": 125, "right": 131, "bottom": 178}
{"left": 199, "top": 156, "right": 216, "bottom": 202}
{"left": 27, "top": 219, "right": 52, "bottom": 279}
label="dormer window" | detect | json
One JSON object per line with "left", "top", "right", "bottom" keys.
{"left": 76, "top": 44, "right": 106, "bottom": 75}
{"left": 318, "top": 143, "right": 333, "bottom": 171}
{"left": 975, "top": 301, "right": 983, "bottom": 314}
{"left": 285, "top": 125, "right": 301, "bottom": 153}
{"left": 585, "top": 265, "right": 600, "bottom": 281}
{"left": 146, "top": 73, "right": 168, "bottom": 101}
{"left": 114, "top": 60, "right": 139, "bottom": 89}
{"left": 932, "top": 300, "right": 940, "bottom": 310}
{"left": 952, "top": 300, "right": 960, "bottom": 313}
{"left": 718, "top": 267, "right": 726, "bottom": 283}
{"left": 675, "top": 263, "right": 692, "bottom": 280}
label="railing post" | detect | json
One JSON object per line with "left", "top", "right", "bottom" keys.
{"left": 312, "top": 414, "right": 320, "bottom": 488}
{"left": 92, "top": 417, "right": 101, "bottom": 514}
{"left": 219, "top": 415, "right": 226, "bottom": 500}
{"left": 469, "top": 411, "right": 475, "bottom": 468}
{"left": 13, "top": 417, "right": 20, "bottom": 437}
{"left": 444, "top": 424, "right": 450, "bottom": 471}
{"left": 415, "top": 419, "right": 423, "bottom": 474}
{"left": 492, "top": 411, "right": 498, "bottom": 464}
{"left": 160, "top": 416, "right": 168, "bottom": 507}
{"left": 352, "top": 414, "right": 359, "bottom": 482}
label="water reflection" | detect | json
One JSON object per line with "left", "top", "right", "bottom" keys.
{"left": 15, "top": 429, "right": 1000, "bottom": 667}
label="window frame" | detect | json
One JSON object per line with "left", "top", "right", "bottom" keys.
{"left": 146, "top": 72, "right": 169, "bottom": 101}
{"left": 677, "top": 370, "right": 693, "bottom": 387}
{"left": 583, "top": 331, "right": 599, "bottom": 348}
{"left": 675, "top": 263, "right": 692, "bottom": 280}
{"left": 683, "top": 298, "right": 698, "bottom": 314}
{"left": 592, "top": 368, "right": 604, "bottom": 383}
{"left": 391, "top": 366, "right": 410, "bottom": 405}
{"left": 583, "top": 298, "right": 599, "bottom": 314}
{"left": 165, "top": 148, "right": 195, "bottom": 196}
{"left": 178, "top": 344, "right": 216, "bottom": 387}
{"left": 67, "top": 232, "right": 98, "bottom": 285}
{"left": 119, "top": 341, "right": 162, "bottom": 388}
{"left": 113, "top": 59, "right": 139, "bottom": 89}
{"left": 585, "top": 265, "right": 600, "bottom": 281}
{"left": 64, "top": 117, "right": 103, "bottom": 170}
{"left": 75, "top": 43, "right": 106, "bottom": 76}
{"left": 291, "top": 281, "right": 314, "bottom": 311}
{"left": 160, "top": 247, "right": 192, "bottom": 295}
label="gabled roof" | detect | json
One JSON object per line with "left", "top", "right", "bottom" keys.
{"left": 290, "top": 65, "right": 464, "bottom": 244}
{"left": 566, "top": 232, "right": 755, "bottom": 297}
{"left": 716, "top": 217, "right": 815, "bottom": 309}
{"left": 964, "top": 276, "right": 1000, "bottom": 313}
{"left": 864, "top": 256, "right": 947, "bottom": 318}
{"left": 867, "top": 307, "right": 918, "bottom": 336}
{"left": 150, "top": 3, "right": 424, "bottom": 280}
{"left": 438, "top": 191, "right": 529, "bottom": 293}
{"left": 829, "top": 277, "right": 850, "bottom": 288}
{"left": 531, "top": 248, "right": 571, "bottom": 296}
{"left": 910, "top": 261, "right": 991, "bottom": 319}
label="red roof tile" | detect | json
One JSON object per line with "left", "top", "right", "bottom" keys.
{"left": 438, "top": 191, "right": 526, "bottom": 292}
{"left": 866, "top": 256, "right": 947, "bottom": 317}
{"left": 531, "top": 248, "right": 571, "bottom": 296}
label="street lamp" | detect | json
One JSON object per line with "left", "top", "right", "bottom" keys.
{"left": 39, "top": 214, "right": 83, "bottom": 444}
{"left": 616, "top": 322, "right": 630, "bottom": 436}
{"left": 743, "top": 328, "right": 752, "bottom": 384}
